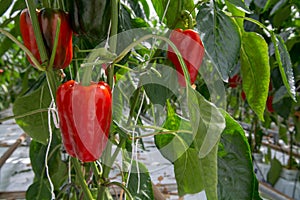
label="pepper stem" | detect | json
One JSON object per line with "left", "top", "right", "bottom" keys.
{"left": 25, "top": 0, "right": 49, "bottom": 64}
{"left": 47, "top": 18, "right": 61, "bottom": 71}
{"left": 182, "top": 10, "right": 193, "bottom": 29}
{"left": 71, "top": 158, "right": 94, "bottom": 200}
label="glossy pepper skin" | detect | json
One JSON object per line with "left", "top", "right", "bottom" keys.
{"left": 56, "top": 80, "right": 112, "bottom": 162}
{"left": 167, "top": 29, "right": 205, "bottom": 86}
{"left": 68, "top": 0, "right": 111, "bottom": 43}
{"left": 20, "top": 8, "right": 73, "bottom": 70}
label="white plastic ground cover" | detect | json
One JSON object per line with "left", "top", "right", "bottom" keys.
{"left": 0, "top": 116, "right": 33, "bottom": 192}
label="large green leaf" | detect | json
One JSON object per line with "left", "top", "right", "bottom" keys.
{"left": 125, "top": 161, "right": 154, "bottom": 200}
{"left": 174, "top": 148, "right": 204, "bottom": 196}
{"left": 155, "top": 89, "right": 224, "bottom": 198}
{"left": 13, "top": 75, "right": 52, "bottom": 144}
{"left": 187, "top": 86, "right": 225, "bottom": 158}
{"left": 273, "top": 35, "right": 296, "bottom": 101}
{"left": 26, "top": 180, "right": 52, "bottom": 200}
{"left": 196, "top": 2, "right": 241, "bottom": 81}
{"left": 154, "top": 101, "right": 193, "bottom": 163}
{"left": 174, "top": 139, "right": 219, "bottom": 199}
{"left": 241, "top": 32, "right": 270, "bottom": 121}
{"left": 172, "top": 87, "right": 224, "bottom": 198}
{"left": 218, "top": 111, "right": 260, "bottom": 200}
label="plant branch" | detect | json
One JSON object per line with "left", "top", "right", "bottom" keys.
{"left": 71, "top": 158, "right": 94, "bottom": 200}
{"left": 106, "top": 181, "right": 133, "bottom": 200}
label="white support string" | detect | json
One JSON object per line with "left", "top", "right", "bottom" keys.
{"left": 46, "top": 100, "right": 57, "bottom": 200}
{"left": 96, "top": 160, "right": 103, "bottom": 175}
{"left": 126, "top": 91, "right": 145, "bottom": 193}
{"left": 45, "top": 75, "right": 60, "bottom": 199}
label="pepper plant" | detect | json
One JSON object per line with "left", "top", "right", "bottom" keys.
{"left": 0, "top": 0, "right": 299, "bottom": 200}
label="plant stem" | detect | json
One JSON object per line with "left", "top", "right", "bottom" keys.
{"left": 289, "top": 130, "right": 293, "bottom": 169}
{"left": 113, "top": 34, "right": 189, "bottom": 85}
{"left": 71, "top": 158, "right": 94, "bottom": 200}
{"left": 106, "top": 182, "right": 133, "bottom": 200}
{"left": 48, "top": 18, "right": 61, "bottom": 71}
{"left": 99, "top": 0, "right": 119, "bottom": 190}
{"left": 107, "top": 0, "right": 119, "bottom": 87}
{"left": 45, "top": 70, "right": 58, "bottom": 100}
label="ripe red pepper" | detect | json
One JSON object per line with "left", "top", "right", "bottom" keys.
{"left": 241, "top": 90, "right": 246, "bottom": 101}
{"left": 228, "top": 74, "right": 242, "bottom": 88}
{"left": 266, "top": 96, "right": 274, "bottom": 113}
{"left": 167, "top": 29, "right": 205, "bottom": 86}
{"left": 56, "top": 80, "right": 112, "bottom": 162}
{"left": 20, "top": 8, "right": 73, "bottom": 70}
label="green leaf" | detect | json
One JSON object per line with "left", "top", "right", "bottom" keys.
{"left": 241, "top": 32, "right": 270, "bottom": 121}
{"left": 225, "top": 0, "right": 251, "bottom": 13}
{"left": 174, "top": 148, "right": 204, "bottom": 196}
{"left": 154, "top": 101, "right": 193, "bottom": 163}
{"left": 225, "top": 0, "right": 246, "bottom": 30}
{"left": 172, "top": 86, "right": 225, "bottom": 198}
{"left": 13, "top": 76, "right": 52, "bottom": 144}
{"left": 279, "top": 124, "right": 288, "bottom": 144}
{"left": 218, "top": 111, "right": 260, "bottom": 199}
{"left": 187, "top": 86, "right": 225, "bottom": 158}
{"left": 0, "top": 0, "right": 13, "bottom": 16}
{"left": 26, "top": 180, "right": 52, "bottom": 200}
{"left": 273, "top": 96, "right": 292, "bottom": 119}
{"left": 151, "top": 0, "right": 164, "bottom": 20}
{"left": 9, "top": 0, "right": 26, "bottom": 15}
{"left": 267, "top": 158, "right": 282, "bottom": 186}
{"left": 295, "top": 114, "right": 300, "bottom": 142}
{"left": 273, "top": 35, "right": 296, "bottom": 101}
{"left": 197, "top": 3, "right": 241, "bottom": 81}
{"left": 174, "top": 143, "right": 219, "bottom": 199}
{"left": 0, "top": 25, "right": 19, "bottom": 57}
{"left": 272, "top": 5, "right": 291, "bottom": 28}
{"left": 270, "top": 0, "right": 288, "bottom": 15}
{"left": 139, "top": 0, "right": 150, "bottom": 19}
{"left": 29, "top": 131, "right": 67, "bottom": 190}
{"left": 141, "top": 67, "right": 178, "bottom": 106}
{"left": 125, "top": 161, "right": 154, "bottom": 200}
{"left": 163, "top": 0, "right": 195, "bottom": 28}
{"left": 155, "top": 89, "right": 223, "bottom": 198}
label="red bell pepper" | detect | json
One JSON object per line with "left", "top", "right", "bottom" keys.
{"left": 167, "top": 29, "right": 205, "bottom": 86}
{"left": 20, "top": 8, "right": 73, "bottom": 70}
{"left": 266, "top": 96, "right": 274, "bottom": 113}
{"left": 228, "top": 74, "right": 242, "bottom": 88}
{"left": 56, "top": 80, "right": 112, "bottom": 162}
